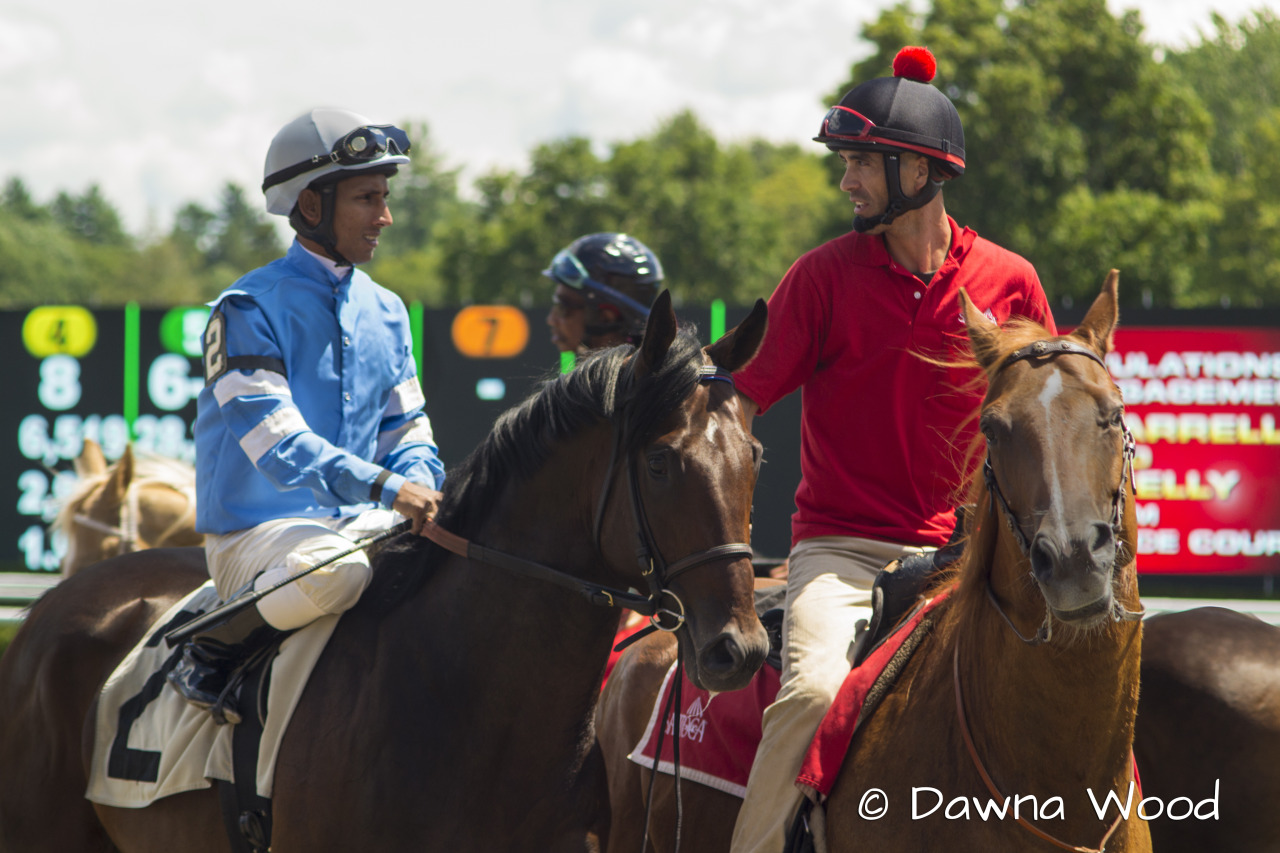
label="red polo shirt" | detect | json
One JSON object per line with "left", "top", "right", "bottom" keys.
{"left": 736, "top": 217, "right": 1056, "bottom": 549}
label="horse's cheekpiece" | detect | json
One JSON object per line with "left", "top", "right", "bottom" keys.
{"left": 421, "top": 362, "right": 754, "bottom": 634}
{"left": 982, "top": 338, "right": 1143, "bottom": 644}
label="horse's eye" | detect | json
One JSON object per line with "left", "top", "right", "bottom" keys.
{"left": 646, "top": 453, "right": 668, "bottom": 478}
{"left": 1103, "top": 407, "right": 1125, "bottom": 429}
{"left": 980, "top": 416, "right": 998, "bottom": 445}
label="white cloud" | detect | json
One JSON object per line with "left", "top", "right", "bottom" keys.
{"left": 0, "top": 16, "right": 60, "bottom": 74}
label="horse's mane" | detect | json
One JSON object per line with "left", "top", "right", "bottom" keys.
{"left": 370, "top": 328, "right": 707, "bottom": 599}
{"left": 928, "top": 315, "right": 1064, "bottom": 609}
{"left": 52, "top": 453, "right": 197, "bottom": 538}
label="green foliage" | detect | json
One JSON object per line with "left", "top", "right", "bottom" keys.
{"left": 0, "top": 176, "right": 281, "bottom": 308}
{"left": 1169, "top": 11, "right": 1280, "bottom": 306}
{"left": 0, "top": 6, "right": 1276, "bottom": 309}
{"left": 422, "top": 111, "right": 847, "bottom": 308}
{"left": 830, "top": 0, "right": 1219, "bottom": 306}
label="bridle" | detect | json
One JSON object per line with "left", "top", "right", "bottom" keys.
{"left": 421, "top": 362, "right": 754, "bottom": 631}
{"left": 980, "top": 339, "right": 1143, "bottom": 645}
{"left": 959, "top": 338, "right": 1143, "bottom": 852}
{"left": 72, "top": 478, "right": 198, "bottom": 557}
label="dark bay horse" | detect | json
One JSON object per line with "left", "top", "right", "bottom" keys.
{"left": 55, "top": 439, "right": 202, "bottom": 576}
{"left": 0, "top": 292, "right": 770, "bottom": 853}
{"left": 599, "top": 272, "right": 1151, "bottom": 852}
{"left": 1134, "top": 606, "right": 1280, "bottom": 852}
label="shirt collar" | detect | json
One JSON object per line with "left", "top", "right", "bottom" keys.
{"left": 849, "top": 215, "right": 973, "bottom": 273}
{"left": 288, "top": 239, "right": 351, "bottom": 284}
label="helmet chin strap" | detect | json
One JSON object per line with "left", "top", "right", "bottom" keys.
{"left": 852, "top": 152, "right": 944, "bottom": 234}
{"left": 291, "top": 183, "right": 353, "bottom": 267}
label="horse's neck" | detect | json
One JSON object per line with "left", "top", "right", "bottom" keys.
{"left": 395, "top": 436, "right": 623, "bottom": 738}
{"left": 954, "top": 530, "right": 1141, "bottom": 798}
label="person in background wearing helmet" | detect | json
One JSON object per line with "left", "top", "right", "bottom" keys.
{"left": 729, "top": 47, "right": 1057, "bottom": 852}
{"left": 167, "top": 108, "right": 445, "bottom": 724}
{"left": 543, "top": 232, "right": 663, "bottom": 355}
{"left": 541, "top": 232, "right": 664, "bottom": 686}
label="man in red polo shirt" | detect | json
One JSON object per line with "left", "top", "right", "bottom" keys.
{"left": 730, "top": 47, "right": 1057, "bottom": 852}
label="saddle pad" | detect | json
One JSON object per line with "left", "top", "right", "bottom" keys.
{"left": 796, "top": 590, "right": 950, "bottom": 802}
{"left": 629, "top": 662, "right": 782, "bottom": 797}
{"left": 86, "top": 581, "right": 337, "bottom": 808}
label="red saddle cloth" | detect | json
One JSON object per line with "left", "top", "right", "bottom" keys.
{"left": 630, "top": 590, "right": 951, "bottom": 799}
{"left": 796, "top": 591, "right": 951, "bottom": 801}
{"left": 630, "top": 661, "right": 782, "bottom": 797}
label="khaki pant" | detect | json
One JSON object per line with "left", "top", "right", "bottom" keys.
{"left": 730, "top": 535, "right": 929, "bottom": 853}
{"left": 204, "top": 509, "right": 401, "bottom": 631}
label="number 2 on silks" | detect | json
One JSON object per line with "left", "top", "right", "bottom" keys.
{"left": 202, "top": 311, "right": 226, "bottom": 384}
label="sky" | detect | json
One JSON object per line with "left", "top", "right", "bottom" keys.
{"left": 2, "top": 0, "right": 1274, "bottom": 237}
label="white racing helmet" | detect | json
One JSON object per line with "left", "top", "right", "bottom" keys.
{"left": 261, "top": 108, "right": 411, "bottom": 216}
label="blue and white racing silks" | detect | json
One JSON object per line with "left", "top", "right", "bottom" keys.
{"left": 194, "top": 240, "right": 445, "bottom": 534}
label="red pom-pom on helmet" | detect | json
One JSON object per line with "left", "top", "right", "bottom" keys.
{"left": 892, "top": 46, "right": 937, "bottom": 83}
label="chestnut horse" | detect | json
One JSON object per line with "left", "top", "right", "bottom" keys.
{"left": 599, "top": 273, "right": 1151, "bottom": 852}
{"left": 54, "top": 439, "right": 202, "bottom": 576}
{"left": 0, "top": 293, "right": 770, "bottom": 853}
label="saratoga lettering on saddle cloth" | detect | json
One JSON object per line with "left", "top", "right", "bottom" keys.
{"left": 631, "top": 661, "right": 782, "bottom": 797}
{"left": 630, "top": 592, "right": 951, "bottom": 800}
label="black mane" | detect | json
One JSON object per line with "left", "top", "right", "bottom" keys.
{"left": 369, "top": 326, "right": 706, "bottom": 601}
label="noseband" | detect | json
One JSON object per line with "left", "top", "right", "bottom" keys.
{"left": 72, "top": 478, "right": 198, "bottom": 557}
{"left": 420, "top": 362, "right": 753, "bottom": 631}
{"left": 73, "top": 479, "right": 144, "bottom": 556}
{"left": 981, "top": 339, "right": 1143, "bottom": 644}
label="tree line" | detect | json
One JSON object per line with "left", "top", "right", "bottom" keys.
{"left": 1, "top": 0, "right": 1275, "bottom": 311}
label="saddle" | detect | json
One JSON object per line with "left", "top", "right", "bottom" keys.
{"left": 849, "top": 506, "right": 969, "bottom": 669}
{"left": 88, "top": 582, "right": 339, "bottom": 853}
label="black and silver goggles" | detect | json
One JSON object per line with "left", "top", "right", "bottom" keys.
{"left": 262, "top": 125, "right": 411, "bottom": 192}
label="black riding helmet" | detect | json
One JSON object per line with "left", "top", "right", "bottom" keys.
{"left": 815, "top": 46, "right": 966, "bottom": 233}
{"left": 543, "top": 233, "right": 664, "bottom": 342}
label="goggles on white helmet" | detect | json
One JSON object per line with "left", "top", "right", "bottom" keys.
{"left": 262, "top": 124, "right": 410, "bottom": 194}
{"left": 261, "top": 108, "right": 411, "bottom": 217}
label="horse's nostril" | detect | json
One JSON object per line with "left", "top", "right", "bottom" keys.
{"left": 1030, "top": 537, "right": 1057, "bottom": 578}
{"left": 1090, "top": 522, "right": 1114, "bottom": 557}
{"left": 701, "top": 635, "right": 743, "bottom": 675}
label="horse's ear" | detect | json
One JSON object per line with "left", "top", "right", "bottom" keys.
{"left": 960, "top": 288, "right": 1001, "bottom": 371}
{"left": 1072, "top": 269, "right": 1120, "bottom": 356}
{"left": 634, "top": 290, "right": 677, "bottom": 379}
{"left": 705, "top": 299, "right": 767, "bottom": 373}
{"left": 74, "top": 439, "right": 108, "bottom": 478}
{"left": 103, "top": 445, "right": 135, "bottom": 504}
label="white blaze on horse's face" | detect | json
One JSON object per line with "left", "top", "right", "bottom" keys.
{"left": 1036, "top": 368, "right": 1067, "bottom": 538}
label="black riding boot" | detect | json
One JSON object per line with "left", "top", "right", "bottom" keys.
{"left": 166, "top": 604, "right": 287, "bottom": 725}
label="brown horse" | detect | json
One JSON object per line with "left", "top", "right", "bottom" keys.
{"left": 599, "top": 272, "right": 1151, "bottom": 852}
{"left": 54, "top": 439, "right": 203, "bottom": 576}
{"left": 0, "top": 292, "right": 770, "bottom": 853}
{"left": 1133, "top": 606, "right": 1280, "bottom": 852}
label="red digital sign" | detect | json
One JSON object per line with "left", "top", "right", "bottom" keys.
{"left": 1110, "top": 328, "right": 1280, "bottom": 574}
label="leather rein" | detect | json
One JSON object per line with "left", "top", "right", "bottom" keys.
{"left": 956, "top": 338, "right": 1141, "bottom": 852}
{"left": 419, "top": 363, "right": 753, "bottom": 632}
{"left": 981, "top": 339, "right": 1143, "bottom": 645}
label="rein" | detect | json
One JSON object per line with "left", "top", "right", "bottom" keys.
{"left": 981, "top": 339, "right": 1144, "bottom": 645}
{"left": 421, "top": 362, "right": 753, "bottom": 628}
{"left": 953, "top": 644, "right": 1130, "bottom": 853}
